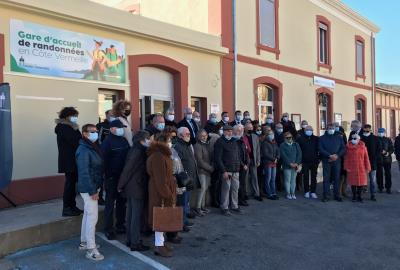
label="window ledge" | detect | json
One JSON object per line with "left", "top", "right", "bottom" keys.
{"left": 317, "top": 63, "right": 332, "bottom": 73}
{"left": 257, "top": 44, "right": 280, "bottom": 60}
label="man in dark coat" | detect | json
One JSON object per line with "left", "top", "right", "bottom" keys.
{"left": 234, "top": 125, "right": 250, "bottom": 206}
{"left": 218, "top": 111, "right": 230, "bottom": 127}
{"left": 348, "top": 120, "right": 363, "bottom": 141}
{"left": 96, "top": 110, "right": 112, "bottom": 145}
{"left": 360, "top": 124, "right": 382, "bottom": 201}
{"left": 376, "top": 128, "right": 394, "bottom": 194}
{"left": 55, "top": 107, "right": 82, "bottom": 217}
{"left": 297, "top": 125, "right": 319, "bottom": 199}
{"left": 101, "top": 120, "right": 130, "bottom": 240}
{"left": 118, "top": 130, "right": 151, "bottom": 251}
{"left": 174, "top": 127, "right": 200, "bottom": 219}
{"left": 145, "top": 113, "right": 165, "bottom": 136}
{"left": 204, "top": 113, "right": 220, "bottom": 134}
{"left": 178, "top": 107, "right": 199, "bottom": 145}
{"left": 319, "top": 123, "right": 346, "bottom": 202}
{"left": 230, "top": 110, "right": 243, "bottom": 127}
{"left": 164, "top": 107, "right": 178, "bottom": 128}
{"left": 280, "top": 112, "right": 297, "bottom": 138}
{"left": 274, "top": 123, "right": 285, "bottom": 191}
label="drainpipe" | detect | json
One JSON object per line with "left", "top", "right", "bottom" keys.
{"left": 232, "top": 0, "right": 237, "bottom": 111}
{"left": 371, "top": 32, "right": 376, "bottom": 132}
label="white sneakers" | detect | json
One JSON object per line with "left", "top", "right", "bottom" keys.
{"left": 304, "top": 192, "right": 318, "bottom": 199}
{"left": 311, "top": 193, "right": 318, "bottom": 199}
{"left": 286, "top": 194, "right": 296, "bottom": 200}
{"left": 304, "top": 192, "right": 310, "bottom": 199}
{"left": 79, "top": 242, "right": 100, "bottom": 250}
{"left": 292, "top": 194, "right": 297, "bottom": 200}
{"left": 86, "top": 248, "right": 104, "bottom": 261}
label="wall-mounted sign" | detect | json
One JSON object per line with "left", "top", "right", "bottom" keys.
{"left": 210, "top": 104, "right": 220, "bottom": 114}
{"left": 314, "top": 76, "right": 335, "bottom": 89}
{"left": 10, "top": 19, "right": 126, "bottom": 83}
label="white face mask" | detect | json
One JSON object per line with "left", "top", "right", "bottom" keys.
{"left": 223, "top": 116, "right": 230, "bottom": 122}
{"left": 363, "top": 132, "right": 371, "bottom": 137}
{"left": 88, "top": 132, "right": 98, "bottom": 143}
{"left": 236, "top": 115, "right": 243, "bottom": 121}
{"left": 194, "top": 117, "right": 201, "bottom": 123}
{"left": 186, "top": 114, "right": 193, "bottom": 120}
{"left": 166, "top": 114, "right": 175, "bottom": 122}
{"left": 378, "top": 133, "right": 385, "bottom": 137}
{"left": 225, "top": 135, "right": 232, "bottom": 141}
{"left": 282, "top": 116, "right": 288, "bottom": 122}
{"left": 244, "top": 115, "right": 251, "bottom": 120}
{"left": 219, "top": 129, "right": 223, "bottom": 136}
{"left": 69, "top": 116, "right": 78, "bottom": 123}
{"left": 302, "top": 125, "right": 308, "bottom": 129}
{"left": 108, "top": 116, "right": 117, "bottom": 122}
{"left": 115, "top": 128, "right": 124, "bottom": 137}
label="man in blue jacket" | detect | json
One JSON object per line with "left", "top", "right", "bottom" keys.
{"left": 101, "top": 119, "right": 130, "bottom": 240}
{"left": 318, "top": 123, "right": 346, "bottom": 202}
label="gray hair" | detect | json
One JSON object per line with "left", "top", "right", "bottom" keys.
{"left": 177, "top": 126, "right": 189, "bottom": 136}
{"left": 183, "top": 107, "right": 192, "bottom": 115}
{"left": 233, "top": 124, "right": 244, "bottom": 132}
{"left": 164, "top": 107, "right": 175, "bottom": 117}
{"left": 209, "top": 113, "right": 217, "bottom": 120}
{"left": 196, "top": 129, "right": 208, "bottom": 139}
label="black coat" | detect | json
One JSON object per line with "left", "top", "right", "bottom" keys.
{"left": 348, "top": 129, "right": 364, "bottom": 141}
{"left": 214, "top": 136, "right": 241, "bottom": 173}
{"left": 395, "top": 135, "right": 400, "bottom": 161}
{"left": 377, "top": 136, "right": 394, "bottom": 164}
{"left": 96, "top": 120, "right": 110, "bottom": 145}
{"left": 118, "top": 141, "right": 148, "bottom": 199}
{"left": 280, "top": 119, "right": 297, "bottom": 137}
{"left": 55, "top": 120, "right": 82, "bottom": 173}
{"left": 165, "top": 120, "right": 178, "bottom": 128}
{"left": 204, "top": 121, "right": 220, "bottom": 134}
{"left": 297, "top": 135, "right": 320, "bottom": 164}
{"left": 360, "top": 134, "right": 381, "bottom": 170}
{"left": 236, "top": 138, "right": 249, "bottom": 168}
{"left": 174, "top": 138, "right": 200, "bottom": 188}
{"left": 178, "top": 119, "right": 199, "bottom": 145}
{"left": 101, "top": 133, "right": 130, "bottom": 178}
{"left": 274, "top": 132, "right": 285, "bottom": 146}
{"left": 145, "top": 125, "right": 161, "bottom": 137}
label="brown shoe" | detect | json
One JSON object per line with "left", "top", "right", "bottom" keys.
{"left": 154, "top": 246, "right": 173, "bottom": 257}
{"left": 164, "top": 243, "right": 174, "bottom": 251}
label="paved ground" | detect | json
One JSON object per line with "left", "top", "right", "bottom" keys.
{"left": 4, "top": 165, "right": 400, "bottom": 270}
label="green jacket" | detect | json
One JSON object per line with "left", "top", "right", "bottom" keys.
{"left": 280, "top": 142, "right": 302, "bottom": 170}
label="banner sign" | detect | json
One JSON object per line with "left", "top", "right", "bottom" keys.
{"left": 0, "top": 83, "right": 13, "bottom": 190}
{"left": 313, "top": 76, "right": 335, "bottom": 89}
{"left": 10, "top": 19, "right": 126, "bottom": 83}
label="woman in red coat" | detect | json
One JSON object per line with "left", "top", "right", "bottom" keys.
{"left": 344, "top": 134, "right": 371, "bottom": 202}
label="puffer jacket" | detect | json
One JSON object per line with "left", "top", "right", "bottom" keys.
{"left": 76, "top": 139, "right": 103, "bottom": 195}
{"left": 261, "top": 139, "right": 280, "bottom": 166}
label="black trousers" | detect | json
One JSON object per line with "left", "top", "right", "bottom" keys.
{"left": 63, "top": 172, "right": 78, "bottom": 209}
{"left": 257, "top": 166, "right": 266, "bottom": 196}
{"left": 210, "top": 171, "right": 221, "bottom": 207}
{"left": 104, "top": 176, "right": 126, "bottom": 233}
{"left": 377, "top": 162, "right": 392, "bottom": 190}
{"left": 238, "top": 168, "right": 248, "bottom": 203}
{"left": 275, "top": 161, "right": 283, "bottom": 192}
{"left": 126, "top": 197, "right": 144, "bottom": 245}
{"left": 302, "top": 163, "right": 318, "bottom": 193}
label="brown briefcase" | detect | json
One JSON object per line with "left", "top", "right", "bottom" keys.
{"left": 152, "top": 201, "right": 183, "bottom": 232}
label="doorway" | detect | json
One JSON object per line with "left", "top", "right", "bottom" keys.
{"left": 139, "top": 96, "right": 172, "bottom": 129}
{"left": 98, "top": 89, "right": 124, "bottom": 122}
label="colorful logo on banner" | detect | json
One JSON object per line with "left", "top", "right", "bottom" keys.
{"left": 9, "top": 19, "right": 126, "bottom": 83}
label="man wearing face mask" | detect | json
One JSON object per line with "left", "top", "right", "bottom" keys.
{"left": 204, "top": 113, "right": 220, "bottom": 134}
{"left": 193, "top": 111, "right": 202, "bottom": 129}
{"left": 145, "top": 113, "right": 165, "bottom": 137}
{"left": 164, "top": 107, "right": 178, "bottom": 128}
{"left": 243, "top": 111, "right": 252, "bottom": 125}
{"left": 261, "top": 130, "right": 280, "bottom": 200}
{"left": 319, "top": 123, "right": 346, "bottom": 202}
{"left": 174, "top": 127, "right": 200, "bottom": 219}
{"left": 233, "top": 125, "right": 250, "bottom": 206}
{"left": 297, "top": 120, "right": 309, "bottom": 138}
{"left": 55, "top": 107, "right": 83, "bottom": 217}
{"left": 214, "top": 125, "right": 242, "bottom": 216}
{"left": 360, "top": 124, "right": 382, "bottom": 201}
{"left": 118, "top": 130, "right": 151, "bottom": 251}
{"left": 242, "top": 123, "right": 262, "bottom": 201}
{"left": 297, "top": 126, "right": 320, "bottom": 199}
{"left": 376, "top": 128, "right": 394, "bottom": 194}
{"left": 262, "top": 114, "right": 275, "bottom": 130}
{"left": 218, "top": 111, "right": 230, "bottom": 127}
{"left": 230, "top": 110, "right": 243, "bottom": 127}
{"left": 280, "top": 112, "right": 297, "bottom": 138}
{"left": 178, "top": 107, "right": 199, "bottom": 145}
{"left": 348, "top": 120, "right": 363, "bottom": 142}
{"left": 274, "top": 123, "right": 285, "bottom": 192}
{"left": 101, "top": 120, "right": 130, "bottom": 240}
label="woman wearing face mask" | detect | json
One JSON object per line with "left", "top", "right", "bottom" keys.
{"left": 261, "top": 130, "right": 280, "bottom": 200}
{"left": 194, "top": 129, "right": 214, "bottom": 215}
{"left": 344, "top": 134, "right": 371, "bottom": 202}
{"left": 112, "top": 100, "right": 133, "bottom": 146}
{"left": 147, "top": 133, "right": 177, "bottom": 257}
{"left": 280, "top": 132, "right": 302, "bottom": 200}
{"left": 55, "top": 106, "right": 83, "bottom": 217}
{"left": 118, "top": 130, "right": 152, "bottom": 252}
{"left": 76, "top": 124, "right": 104, "bottom": 261}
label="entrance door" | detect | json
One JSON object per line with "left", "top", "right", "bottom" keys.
{"left": 139, "top": 96, "right": 171, "bottom": 129}
{"left": 257, "top": 84, "right": 274, "bottom": 124}
{"left": 318, "top": 93, "right": 329, "bottom": 134}
{"left": 98, "top": 89, "right": 124, "bottom": 122}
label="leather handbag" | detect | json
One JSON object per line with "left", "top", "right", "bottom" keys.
{"left": 175, "top": 171, "right": 194, "bottom": 190}
{"left": 153, "top": 200, "right": 183, "bottom": 232}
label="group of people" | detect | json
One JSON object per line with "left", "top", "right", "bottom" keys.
{"left": 55, "top": 100, "right": 398, "bottom": 261}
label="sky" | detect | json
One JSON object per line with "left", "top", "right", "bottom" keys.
{"left": 342, "top": 0, "right": 400, "bottom": 85}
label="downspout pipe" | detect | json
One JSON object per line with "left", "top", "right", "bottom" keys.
{"left": 232, "top": 0, "right": 237, "bottom": 111}
{"left": 371, "top": 32, "right": 376, "bottom": 132}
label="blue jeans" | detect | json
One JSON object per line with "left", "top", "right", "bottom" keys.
{"left": 283, "top": 169, "right": 297, "bottom": 195}
{"left": 322, "top": 160, "right": 341, "bottom": 198}
{"left": 369, "top": 170, "right": 377, "bottom": 195}
{"left": 177, "top": 190, "right": 191, "bottom": 225}
{"left": 264, "top": 167, "right": 277, "bottom": 196}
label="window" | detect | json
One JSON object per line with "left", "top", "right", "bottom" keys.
{"left": 257, "top": 84, "right": 274, "bottom": 124}
{"left": 355, "top": 36, "right": 365, "bottom": 79}
{"left": 316, "top": 16, "right": 331, "bottom": 71}
{"left": 318, "top": 93, "right": 329, "bottom": 131}
{"left": 354, "top": 95, "right": 367, "bottom": 125}
{"left": 256, "top": 0, "right": 280, "bottom": 58}
{"left": 356, "top": 99, "right": 363, "bottom": 123}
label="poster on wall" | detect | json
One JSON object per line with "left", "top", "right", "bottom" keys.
{"left": 9, "top": 19, "right": 126, "bottom": 83}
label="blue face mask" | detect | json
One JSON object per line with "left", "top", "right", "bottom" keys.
{"left": 156, "top": 123, "right": 165, "bottom": 131}
{"left": 335, "top": 127, "right": 340, "bottom": 132}
{"left": 115, "top": 128, "right": 124, "bottom": 137}
{"left": 88, "top": 132, "right": 98, "bottom": 142}
{"left": 276, "top": 128, "right": 283, "bottom": 134}
{"left": 327, "top": 129, "right": 335, "bottom": 135}
{"left": 210, "top": 117, "right": 217, "bottom": 124}
{"left": 305, "top": 130, "right": 313, "bottom": 136}
{"left": 351, "top": 139, "right": 359, "bottom": 145}
{"left": 69, "top": 116, "right": 78, "bottom": 123}
{"left": 268, "top": 134, "right": 275, "bottom": 141}
{"left": 266, "top": 119, "right": 273, "bottom": 124}
{"left": 256, "top": 131, "right": 262, "bottom": 136}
